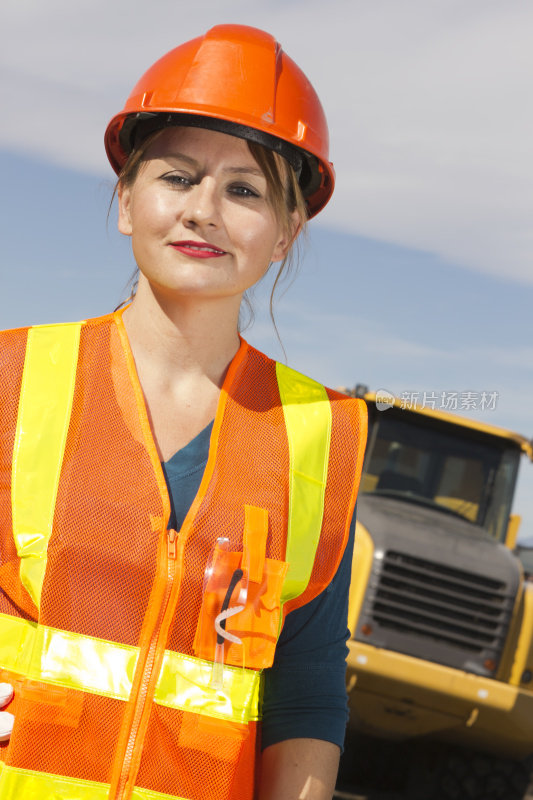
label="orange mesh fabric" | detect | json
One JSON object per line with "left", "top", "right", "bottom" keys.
{"left": 135, "top": 706, "right": 256, "bottom": 800}
{"left": 283, "top": 386, "right": 367, "bottom": 617}
{"left": 0, "top": 316, "right": 366, "bottom": 800}
{"left": 133, "top": 348, "right": 366, "bottom": 800}
{"left": 0, "top": 326, "right": 38, "bottom": 620}
{"left": 40, "top": 315, "right": 168, "bottom": 646}
{"left": 167, "top": 347, "right": 290, "bottom": 658}
{"left": 0, "top": 326, "right": 30, "bottom": 762}
{"left": 4, "top": 684, "right": 124, "bottom": 784}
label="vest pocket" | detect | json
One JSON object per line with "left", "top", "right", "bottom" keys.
{"left": 136, "top": 704, "right": 257, "bottom": 800}
{"left": 12, "top": 680, "right": 84, "bottom": 729}
{"left": 3, "top": 682, "right": 126, "bottom": 783}
{"left": 193, "top": 545, "right": 288, "bottom": 671}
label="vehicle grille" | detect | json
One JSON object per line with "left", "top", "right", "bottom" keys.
{"left": 365, "top": 550, "right": 514, "bottom": 662}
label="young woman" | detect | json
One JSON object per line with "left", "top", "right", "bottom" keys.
{"left": 0, "top": 24, "right": 367, "bottom": 800}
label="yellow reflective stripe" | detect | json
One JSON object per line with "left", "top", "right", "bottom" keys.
{"left": 0, "top": 614, "right": 136, "bottom": 699}
{"left": 276, "top": 363, "right": 332, "bottom": 604}
{"left": 0, "top": 764, "right": 110, "bottom": 799}
{"left": 28, "top": 624, "right": 139, "bottom": 700}
{"left": 12, "top": 323, "right": 83, "bottom": 609}
{"left": 134, "top": 786, "right": 189, "bottom": 800}
{"left": 0, "top": 765, "right": 189, "bottom": 800}
{"left": 0, "top": 613, "right": 37, "bottom": 675}
{"left": 0, "top": 614, "right": 260, "bottom": 722}
{"left": 156, "top": 650, "right": 261, "bottom": 723}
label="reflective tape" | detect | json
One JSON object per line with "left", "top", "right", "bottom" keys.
{"left": 156, "top": 650, "right": 261, "bottom": 723}
{"left": 30, "top": 625, "right": 139, "bottom": 700}
{"left": 11, "top": 323, "right": 83, "bottom": 609}
{"left": 276, "top": 363, "right": 332, "bottom": 604}
{"left": 0, "top": 615, "right": 260, "bottom": 721}
{"left": 0, "top": 764, "right": 189, "bottom": 800}
{"left": 0, "top": 614, "right": 38, "bottom": 676}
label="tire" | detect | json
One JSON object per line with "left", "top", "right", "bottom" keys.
{"left": 521, "top": 756, "right": 533, "bottom": 800}
{"left": 337, "top": 733, "right": 409, "bottom": 794}
{"left": 407, "top": 745, "right": 533, "bottom": 800}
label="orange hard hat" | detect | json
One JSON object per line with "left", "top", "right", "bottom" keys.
{"left": 104, "top": 24, "right": 335, "bottom": 218}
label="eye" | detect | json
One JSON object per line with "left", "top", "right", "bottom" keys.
{"left": 228, "top": 183, "right": 261, "bottom": 199}
{"left": 160, "top": 172, "right": 193, "bottom": 189}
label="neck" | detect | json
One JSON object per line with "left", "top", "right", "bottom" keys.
{"left": 122, "top": 280, "right": 242, "bottom": 387}
{"left": 120, "top": 282, "right": 244, "bottom": 460}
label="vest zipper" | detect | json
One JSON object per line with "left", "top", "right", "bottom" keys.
{"left": 112, "top": 528, "right": 182, "bottom": 800}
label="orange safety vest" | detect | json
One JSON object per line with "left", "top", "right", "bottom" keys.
{"left": 0, "top": 311, "right": 367, "bottom": 800}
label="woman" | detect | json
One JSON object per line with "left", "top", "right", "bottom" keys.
{"left": 0, "top": 24, "right": 367, "bottom": 800}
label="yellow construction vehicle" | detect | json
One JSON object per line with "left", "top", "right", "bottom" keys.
{"left": 338, "top": 389, "right": 533, "bottom": 799}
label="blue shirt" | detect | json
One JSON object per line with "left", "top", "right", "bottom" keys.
{"left": 162, "top": 422, "right": 355, "bottom": 751}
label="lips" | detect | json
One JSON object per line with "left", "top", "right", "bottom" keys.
{"left": 169, "top": 240, "right": 227, "bottom": 259}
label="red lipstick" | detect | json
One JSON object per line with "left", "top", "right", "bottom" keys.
{"left": 169, "top": 240, "right": 227, "bottom": 259}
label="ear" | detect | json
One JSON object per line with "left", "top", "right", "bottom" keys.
{"left": 117, "top": 183, "right": 133, "bottom": 237}
{"left": 271, "top": 210, "right": 302, "bottom": 263}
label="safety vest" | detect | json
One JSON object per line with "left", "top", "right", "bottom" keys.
{"left": 0, "top": 311, "right": 367, "bottom": 800}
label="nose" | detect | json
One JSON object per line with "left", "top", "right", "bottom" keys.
{"left": 182, "top": 177, "right": 221, "bottom": 229}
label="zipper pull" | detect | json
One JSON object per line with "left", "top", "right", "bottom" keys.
{"left": 167, "top": 529, "right": 178, "bottom": 560}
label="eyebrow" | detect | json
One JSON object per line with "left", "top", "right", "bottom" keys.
{"left": 161, "top": 152, "right": 264, "bottom": 178}
{"left": 225, "top": 165, "right": 265, "bottom": 177}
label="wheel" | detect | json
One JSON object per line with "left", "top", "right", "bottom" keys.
{"left": 407, "top": 745, "right": 533, "bottom": 800}
{"left": 337, "top": 733, "right": 409, "bottom": 794}
{"left": 521, "top": 756, "right": 533, "bottom": 800}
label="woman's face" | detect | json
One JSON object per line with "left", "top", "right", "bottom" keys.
{"left": 118, "top": 126, "right": 297, "bottom": 303}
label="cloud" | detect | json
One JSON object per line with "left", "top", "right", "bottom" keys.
{"left": 247, "top": 291, "right": 532, "bottom": 428}
{"left": 2, "top": 0, "right": 533, "bottom": 283}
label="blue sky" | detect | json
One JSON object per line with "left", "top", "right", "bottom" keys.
{"left": 1, "top": 0, "right": 532, "bottom": 538}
